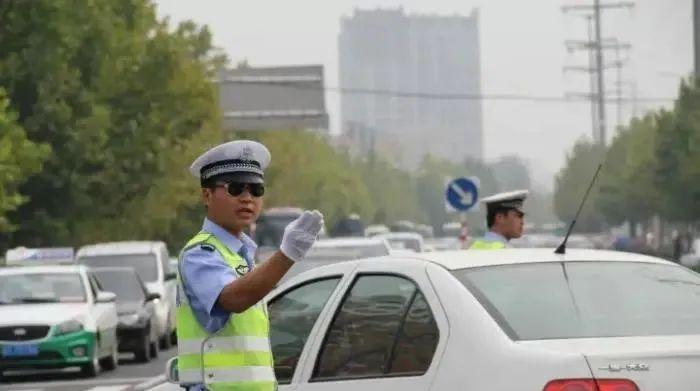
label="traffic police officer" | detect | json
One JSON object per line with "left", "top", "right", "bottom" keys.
{"left": 469, "top": 190, "right": 528, "bottom": 250}
{"left": 176, "top": 140, "right": 324, "bottom": 390}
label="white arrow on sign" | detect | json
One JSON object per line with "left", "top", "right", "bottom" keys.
{"left": 450, "top": 181, "right": 475, "bottom": 206}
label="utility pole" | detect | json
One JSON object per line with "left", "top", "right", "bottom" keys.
{"left": 563, "top": 1, "right": 633, "bottom": 146}
{"left": 609, "top": 38, "right": 631, "bottom": 128}
{"left": 593, "top": 0, "right": 606, "bottom": 144}
{"left": 564, "top": 15, "right": 599, "bottom": 136}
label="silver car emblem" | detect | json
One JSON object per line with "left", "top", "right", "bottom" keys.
{"left": 13, "top": 328, "right": 27, "bottom": 336}
{"left": 599, "top": 363, "right": 650, "bottom": 372}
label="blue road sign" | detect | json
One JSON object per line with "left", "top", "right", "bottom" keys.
{"left": 445, "top": 177, "right": 479, "bottom": 212}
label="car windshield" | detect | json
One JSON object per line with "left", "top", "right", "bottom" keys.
{"left": 78, "top": 254, "right": 158, "bottom": 282}
{"left": 305, "top": 243, "right": 390, "bottom": 262}
{"left": 93, "top": 270, "right": 146, "bottom": 303}
{"left": 0, "top": 273, "right": 86, "bottom": 304}
{"left": 453, "top": 261, "right": 700, "bottom": 340}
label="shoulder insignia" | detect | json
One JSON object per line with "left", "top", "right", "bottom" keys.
{"left": 200, "top": 244, "right": 215, "bottom": 252}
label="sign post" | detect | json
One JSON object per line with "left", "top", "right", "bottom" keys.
{"left": 445, "top": 177, "right": 480, "bottom": 248}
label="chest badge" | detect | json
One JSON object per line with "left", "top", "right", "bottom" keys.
{"left": 235, "top": 264, "right": 249, "bottom": 275}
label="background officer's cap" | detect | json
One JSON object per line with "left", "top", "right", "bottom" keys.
{"left": 481, "top": 189, "right": 529, "bottom": 214}
{"left": 190, "top": 140, "right": 271, "bottom": 185}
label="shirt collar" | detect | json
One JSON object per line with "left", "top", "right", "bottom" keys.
{"left": 484, "top": 230, "right": 508, "bottom": 244}
{"left": 202, "top": 218, "right": 257, "bottom": 255}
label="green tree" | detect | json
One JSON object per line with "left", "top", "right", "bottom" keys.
{"left": 491, "top": 155, "right": 531, "bottom": 190}
{"left": 239, "top": 130, "right": 375, "bottom": 229}
{"left": 358, "top": 158, "right": 425, "bottom": 226}
{"left": 554, "top": 139, "right": 606, "bottom": 232}
{"left": 597, "top": 115, "right": 660, "bottom": 233}
{"left": 0, "top": 0, "right": 223, "bottom": 248}
{"left": 0, "top": 89, "right": 49, "bottom": 235}
{"left": 654, "top": 80, "right": 700, "bottom": 222}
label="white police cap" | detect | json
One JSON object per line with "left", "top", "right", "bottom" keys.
{"left": 481, "top": 189, "right": 529, "bottom": 213}
{"left": 190, "top": 140, "right": 271, "bottom": 184}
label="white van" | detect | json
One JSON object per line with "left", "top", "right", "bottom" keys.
{"left": 76, "top": 241, "right": 176, "bottom": 350}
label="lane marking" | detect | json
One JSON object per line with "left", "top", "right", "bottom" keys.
{"left": 133, "top": 375, "right": 165, "bottom": 391}
{"left": 1, "top": 378, "right": 149, "bottom": 389}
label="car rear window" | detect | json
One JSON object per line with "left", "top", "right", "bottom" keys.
{"left": 78, "top": 254, "right": 158, "bottom": 282}
{"left": 93, "top": 270, "right": 146, "bottom": 302}
{"left": 452, "top": 261, "right": 700, "bottom": 340}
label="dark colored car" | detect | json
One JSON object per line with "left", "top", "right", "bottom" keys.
{"left": 91, "top": 267, "right": 160, "bottom": 362}
{"left": 254, "top": 207, "right": 304, "bottom": 249}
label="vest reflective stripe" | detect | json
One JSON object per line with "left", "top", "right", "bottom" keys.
{"left": 179, "top": 367, "right": 276, "bottom": 384}
{"left": 469, "top": 239, "right": 506, "bottom": 250}
{"left": 179, "top": 336, "right": 272, "bottom": 355}
{"left": 177, "top": 232, "right": 274, "bottom": 390}
{"left": 176, "top": 305, "right": 269, "bottom": 339}
{"left": 179, "top": 351, "right": 274, "bottom": 369}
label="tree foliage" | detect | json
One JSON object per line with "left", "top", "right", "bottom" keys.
{"left": 0, "top": 0, "right": 222, "bottom": 249}
{"left": 554, "top": 78, "right": 700, "bottom": 234}
{"left": 597, "top": 115, "right": 659, "bottom": 227}
{"left": 653, "top": 81, "right": 700, "bottom": 222}
{"left": 553, "top": 139, "right": 606, "bottom": 232}
{"left": 0, "top": 89, "right": 49, "bottom": 233}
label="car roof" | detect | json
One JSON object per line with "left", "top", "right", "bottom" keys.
{"left": 313, "top": 237, "right": 387, "bottom": 248}
{"left": 414, "top": 248, "right": 671, "bottom": 270}
{"left": 0, "top": 265, "right": 86, "bottom": 275}
{"left": 76, "top": 241, "right": 163, "bottom": 256}
{"left": 299, "top": 248, "right": 673, "bottom": 275}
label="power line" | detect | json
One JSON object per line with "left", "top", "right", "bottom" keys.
{"left": 218, "top": 79, "right": 673, "bottom": 103}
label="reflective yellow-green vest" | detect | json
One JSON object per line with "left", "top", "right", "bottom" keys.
{"left": 176, "top": 232, "right": 275, "bottom": 391}
{"left": 468, "top": 239, "right": 507, "bottom": 250}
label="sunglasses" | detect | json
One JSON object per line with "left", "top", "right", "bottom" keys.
{"left": 216, "top": 182, "right": 265, "bottom": 197}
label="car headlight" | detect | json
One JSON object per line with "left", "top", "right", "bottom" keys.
{"left": 55, "top": 320, "right": 84, "bottom": 336}
{"left": 119, "top": 312, "right": 148, "bottom": 326}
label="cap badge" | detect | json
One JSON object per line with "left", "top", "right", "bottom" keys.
{"left": 240, "top": 146, "right": 253, "bottom": 161}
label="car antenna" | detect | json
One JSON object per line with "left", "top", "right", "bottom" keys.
{"left": 555, "top": 164, "right": 603, "bottom": 255}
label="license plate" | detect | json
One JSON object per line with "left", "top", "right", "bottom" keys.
{"left": 2, "top": 344, "right": 39, "bottom": 357}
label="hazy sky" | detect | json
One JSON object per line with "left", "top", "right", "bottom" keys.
{"left": 155, "top": 0, "right": 692, "bottom": 189}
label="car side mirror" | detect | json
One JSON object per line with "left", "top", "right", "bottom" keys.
{"left": 96, "top": 291, "right": 116, "bottom": 303}
{"left": 165, "top": 271, "right": 177, "bottom": 281}
{"left": 165, "top": 357, "right": 179, "bottom": 383}
{"left": 146, "top": 292, "right": 161, "bottom": 301}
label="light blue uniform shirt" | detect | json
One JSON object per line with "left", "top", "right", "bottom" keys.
{"left": 483, "top": 231, "right": 509, "bottom": 246}
{"left": 179, "top": 218, "right": 257, "bottom": 334}
{"left": 178, "top": 219, "right": 258, "bottom": 391}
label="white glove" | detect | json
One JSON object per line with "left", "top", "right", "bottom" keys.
{"left": 280, "top": 210, "right": 324, "bottom": 262}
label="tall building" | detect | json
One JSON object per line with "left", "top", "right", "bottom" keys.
{"left": 339, "top": 8, "right": 483, "bottom": 167}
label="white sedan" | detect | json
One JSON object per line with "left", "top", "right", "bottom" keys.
{"left": 163, "top": 248, "right": 700, "bottom": 390}
{"left": 0, "top": 265, "right": 119, "bottom": 378}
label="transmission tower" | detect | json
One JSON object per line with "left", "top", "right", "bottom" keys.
{"left": 563, "top": 0, "right": 634, "bottom": 145}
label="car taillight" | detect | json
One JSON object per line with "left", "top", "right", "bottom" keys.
{"left": 544, "top": 379, "right": 639, "bottom": 391}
